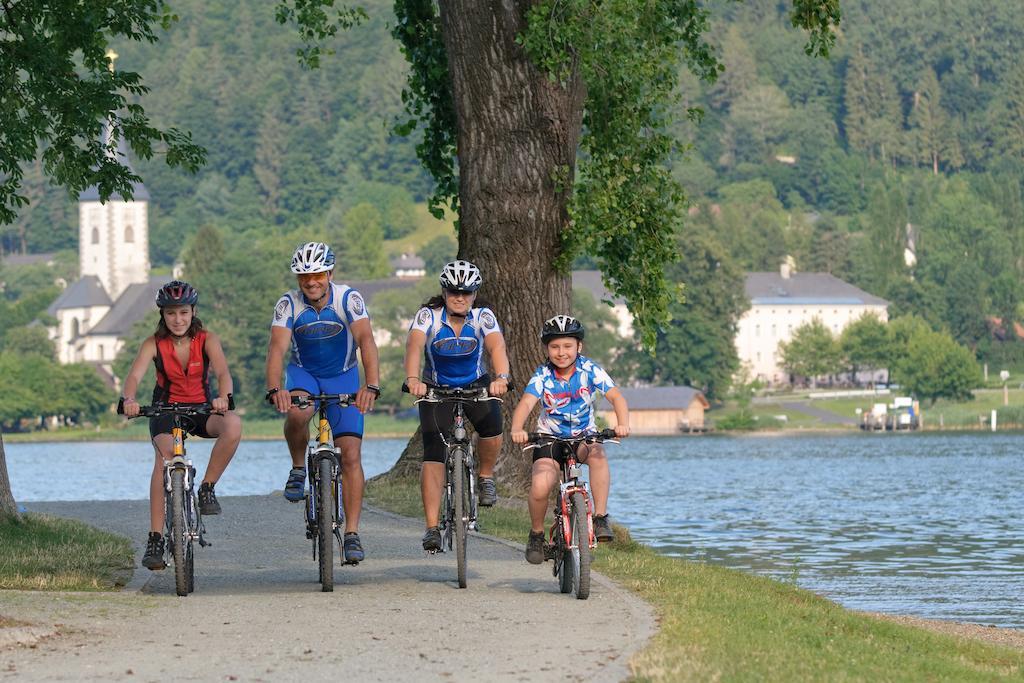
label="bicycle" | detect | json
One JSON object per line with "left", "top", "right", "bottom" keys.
{"left": 290, "top": 392, "right": 358, "bottom": 592}
{"left": 405, "top": 381, "right": 501, "bottom": 588}
{"left": 524, "top": 428, "right": 618, "bottom": 600}
{"left": 119, "top": 399, "right": 231, "bottom": 596}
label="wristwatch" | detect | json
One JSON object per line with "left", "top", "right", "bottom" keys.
{"left": 496, "top": 373, "right": 511, "bottom": 381}
{"left": 366, "top": 384, "right": 381, "bottom": 397}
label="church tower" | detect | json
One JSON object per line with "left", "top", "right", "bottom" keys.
{"left": 78, "top": 121, "right": 151, "bottom": 301}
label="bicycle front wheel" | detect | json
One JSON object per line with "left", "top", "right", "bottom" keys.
{"left": 453, "top": 450, "right": 468, "bottom": 588}
{"left": 170, "top": 469, "right": 189, "bottom": 597}
{"left": 569, "top": 492, "right": 591, "bottom": 600}
{"left": 556, "top": 518, "right": 573, "bottom": 594}
{"left": 317, "top": 456, "right": 334, "bottom": 592}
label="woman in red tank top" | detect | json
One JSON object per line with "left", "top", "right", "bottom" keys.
{"left": 120, "top": 281, "right": 242, "bottom": 571}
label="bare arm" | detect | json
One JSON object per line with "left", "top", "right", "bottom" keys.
{"left": 204, "top": 332, "right": 234, "bottom": 412}
{"left": 604, "top": 387, "right": 630, "bottom": 437}
{"left": 121, "top": 337, "right": 157, "bottom": 417}
{"left": 350, "top": 317, "right": 379, "bottom": 413}
{"left": 404, "top": 328, "right": 427, "bottom": 397}
{"left": 265, "top": 325, "right": 293, "bottom": 413}
{"left": 483, "top": 330, "right": 510, "bottom": 396}
{"left": 510, "top": 393, "right": 539, "bottom": 444}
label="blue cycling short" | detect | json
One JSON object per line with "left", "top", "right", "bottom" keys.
{"left": 286, "top": 364, "right": 363, "bottom": 439}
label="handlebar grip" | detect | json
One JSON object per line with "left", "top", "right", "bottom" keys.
{"left": 227, "top": 394, "right": 236, "bottom": 411}
{"left": 598, "top": 427, "right": 617, "bottom": 439}
{"left": 116, "top": 398, "right": 125, "bottom": 415}
{"left": 401, "top": 382, "right": 410, "bottom": 394}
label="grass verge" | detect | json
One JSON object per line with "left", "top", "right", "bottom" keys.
{"left": 0, "top": 514, "right": 133, "bottom": 591}
{"left": 366, "top": 477, "right": 1024, "bottom": 681}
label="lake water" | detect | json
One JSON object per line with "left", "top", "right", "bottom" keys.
{"left": 7, "top": 433, "right": 1024, "bottom": 628}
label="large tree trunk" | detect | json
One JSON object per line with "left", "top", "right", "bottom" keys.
{"left": 383, "top": 1, "right": 585, "bottom": 492}
{"left": 443, "top": 1, "right": 585, "bottom": 491}
{"left": 0, "top": 432, "right": 19, "bottom": 521}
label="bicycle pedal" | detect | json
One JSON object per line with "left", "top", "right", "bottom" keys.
{"left": 543, "top": 545, "right": 556, "bottom": 561}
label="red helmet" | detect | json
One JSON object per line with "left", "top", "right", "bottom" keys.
{"left": 156, "top": 280, "right": 199, "bottom": 308}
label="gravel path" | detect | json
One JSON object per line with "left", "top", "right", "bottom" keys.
{"left": 1, "top": 495, "right": 655, "bottom": 682}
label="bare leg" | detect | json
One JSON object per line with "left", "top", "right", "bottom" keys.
{"left": 202, "top": 412, "right": 242, "bottom": 484}
{"left": 477, "top": 434, "right": 501, "bottom": 479}
{"left": 421, "top": 461, "right": 444, "bottom": 528}
{"left": 336, "top": 435, "right": 363, "bottom": 533}
{"left": 582, "top": 444, "right": 610, "bottom": 515}
{"left": 528, "top": 459, "right": 559, "bottom": 533}
{"left": 149, "top": 435, "right": 174, "bottom": 533}
{"left": 284, "top": 398, "right": 314, "bottom": 467}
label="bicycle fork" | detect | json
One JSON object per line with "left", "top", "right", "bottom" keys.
{"left": 305, "top": 447, "right": 344, "bottom": 556}
{"left": 164, "top": 457, "right": 208, "bottom": 549}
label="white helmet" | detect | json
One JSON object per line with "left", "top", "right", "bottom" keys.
{"left": 439, "top": 260, "right": 482, "bottom": 292}
{"left": 291, "top": 242, "right": 335, "bottom": 274}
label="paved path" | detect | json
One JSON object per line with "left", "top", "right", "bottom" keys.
{"left": 780, "top": 401, "right": 857, "bottom": 425}
{"left": 1, "top": 495, "right": 654, "bottom": 682}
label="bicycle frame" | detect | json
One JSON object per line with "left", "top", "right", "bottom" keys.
{"left": 290, "top": 392, "right": 356, "bottom": 590}
{"left": 554, "top": 446, "right": 596, "bottom": 553}
{"left": 301, "top": 397, "right": 345, "bottom": 552}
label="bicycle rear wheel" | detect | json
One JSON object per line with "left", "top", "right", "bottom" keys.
{"left": 170, "top": 469, "right": 189, "bottom": 597}
{"left": 569, "top": 492, "right": 591, "bottom": 600}
{"left": 317, "top": 456, "right": 334, "bottom": 592}
{"left": 453, "top": 449, "right": 468, "bottom": 588}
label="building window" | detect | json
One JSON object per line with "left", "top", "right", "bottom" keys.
{"left": 771, "top": 324, "right": 776, "bottom": 336}
{"left": 98, "top": 345, "right": 105, "bottom": 360}
{"left": 787, "top": 324, "right": 792, "bottom": 332}
{"left": 71, "top": 318, "right": 80, "bottom": 339}
{"left": 91, "top": 227, "right": 100, "bottom": 244}
{"left": 125, "top": 225, "right": 134, "bottom": 243}
{"left": 755, "top": 324, "right": 760, "bottom": 337}
{"left": 756, "top": 352, "right": 761, "bottom": 361}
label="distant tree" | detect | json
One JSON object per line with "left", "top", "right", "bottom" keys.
{"left": 908, "top": 68, "right": 961, "bottom": 174}
{"left": 182, "top": 225, "right": 226, "bottom": 280}
{"left": 839, "top": 312, "right": 891, "bottom": 383}
{"left": 418, "top": 234, "right": 457, "bottom": 276}
{"left": 626, "top": 224, "right": 747, "bottom": 400}
{"left": 1, "top": 326, "right": 56, "bottom": 360}
{"left": 779, "top": 318, "right": 841, "bottom": 385}
{"left": 891, "top": 323, "right": 979, "bottom": 405}
{"left": 337, "top": 203, "right": 390, "bottom": 279}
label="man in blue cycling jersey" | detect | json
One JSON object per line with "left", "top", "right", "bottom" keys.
{"left": 265, "top": 241, "right": 380, "bottom": 564}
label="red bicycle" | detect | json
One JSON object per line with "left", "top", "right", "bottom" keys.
{"left": 525, "top": 428, "right": 617, "bottom": 600}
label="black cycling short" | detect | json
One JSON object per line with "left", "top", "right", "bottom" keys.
{"left": 419, "top": 398, "right": 503, "bottom": 463}
{"left": 149, "top": 406, "right": 213, "bottom": 439}
{"left": 530, "top": 441, "right": 571, "bottom": 464}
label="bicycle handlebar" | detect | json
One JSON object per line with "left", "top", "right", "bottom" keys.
{"left": 402, "top": 380, "right": 502, "bottom": 403}
{"left": 118, "top": 395, "right": 235, "bottom": 418}
{"left": 289, "top": 393, "right": 356, "bottom": 409}
{"left": 526, "top": 428, "right": 619, "bottom": 444}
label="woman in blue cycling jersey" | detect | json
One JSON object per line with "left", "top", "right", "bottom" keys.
{"left": 403, "top": 260, "right": 511, "bottom": 552}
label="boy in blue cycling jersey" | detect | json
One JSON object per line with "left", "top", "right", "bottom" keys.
{"left": 510, "top": 315, "right": 630, "bottom": 564}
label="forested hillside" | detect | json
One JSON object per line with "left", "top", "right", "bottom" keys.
{"left": 3, "top": 0, "right": 1024, "bottom": 419}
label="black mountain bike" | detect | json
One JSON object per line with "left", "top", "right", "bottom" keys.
{"left": 525, "top": 428, "right": 617, "bottom": 600}
{"left": 291, "top": 393, "right": 357, "bottom": 592}
{"left": 119, "top": 400, "right": 230, "bottom": 596}
{"left": 406, "top": 381, "right": 501, "bottom": 588}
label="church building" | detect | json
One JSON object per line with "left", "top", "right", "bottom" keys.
{"left": 47, "top": 124, "right": 164, "bottom": 381}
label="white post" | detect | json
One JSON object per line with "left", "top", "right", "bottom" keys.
{"left": 991, "top": 409, "right": 997, "bottom": 432}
